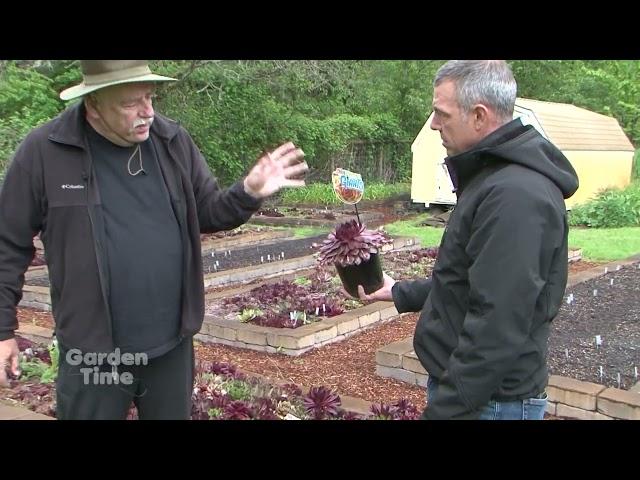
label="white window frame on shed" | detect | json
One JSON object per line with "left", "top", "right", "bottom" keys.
{"left": 513, "top": 105, "right": 549, "bottom": 141}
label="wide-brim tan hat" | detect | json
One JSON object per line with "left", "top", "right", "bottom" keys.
{"left": 60, "top": 60, "right": 177, "bottom": 101}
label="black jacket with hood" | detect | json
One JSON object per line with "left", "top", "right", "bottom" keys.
{"left": 392, "top": 119, "right": 579, "bottom": 419}
{"left": 0, "top": 102, "right": 262, "bottom": 352}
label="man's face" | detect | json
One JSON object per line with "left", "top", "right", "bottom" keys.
{"left": 88, "top": 82, "right": 156, "bottom": 146}
{"left": 429, "top": 80, "right": 481, "bottom": 157}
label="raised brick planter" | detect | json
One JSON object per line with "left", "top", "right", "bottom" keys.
{"left": 21, "top": 236, "right": 420, "bottom": 310}
{"left": 19, "top": 285, "right": 51, "bottom": 311}
{"left": 376, "top": 342, "right": 640, "bottom": 420}
{"left": 200, "top": 229, "right": 294, "bottom": 254}
{"left": 375, "top": 256, "right": 640, "bottom": 420}
{"left": 202, "top": 235, "right": 419, "bottom": 289}
{"left": 196, "top": 301, "right": 401, "bottom": 356}
{"left": 568, "top": 248, "right": 582, "bottom": 263}
{"left": 0, "top": 401, "right": 54, "bottom": 420}
{"left": 248, "top": 210, "right": 383, "bottom": 228}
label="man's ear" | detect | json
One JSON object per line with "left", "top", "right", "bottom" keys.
{"left": 84, "top": 95, "right": 100, "bottom": 120}
{"left": 472, "top": 104, "right": 490, "bottom": 131}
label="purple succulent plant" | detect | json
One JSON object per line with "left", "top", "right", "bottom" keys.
{"left": 369, "top": 403, "right": 399, "bottom": 420}
{"left": 316, "top": 220, "right": 391, "bottom": 267}
{"left": 303, "top": 386, "right": 342, "bottom": 420}
{"left": 392, "top": 399, "right": 421, "bottom": 420}
{"left": 223, "top": 400, "right": 254, "bottom": 420}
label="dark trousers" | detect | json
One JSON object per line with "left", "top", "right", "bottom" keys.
{"left": 56, "top": 338, "right": 194, "bottom": 420}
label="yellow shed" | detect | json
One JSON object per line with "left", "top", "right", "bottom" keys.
{"left": 411, "top": 98, "right": 636, "bottom": 209}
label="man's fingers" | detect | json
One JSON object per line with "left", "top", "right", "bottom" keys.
{"left": 278, "top": 148, "right": 305, "bottom": 167}
{"left": 284, "top": 161, "right": 309, "bottom": 179}
{"left": 279, "top": 179, "right": 306, "bottom": 189}
{"left": 270, "top": 142, "right": 297, "bottom": 158}
{"left": 0, "top": 365, "right": 8, "bottom": 388}
{"left": 357, "top": 285, "right": 372, "bottom": 301}
{"left": 11, "top": 352, "right": 20, "bottom": 377}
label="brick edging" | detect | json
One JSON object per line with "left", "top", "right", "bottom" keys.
{"left": 375, "top": 254, "right": 640, "bottom": 420}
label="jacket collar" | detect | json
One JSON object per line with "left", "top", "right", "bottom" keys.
{"left": 444, "top": 119, "right": 530, "bottom": 195}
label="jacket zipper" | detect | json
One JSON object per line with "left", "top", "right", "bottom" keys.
{"left": 82, "top": 157, "right": 115, "bottom": 350}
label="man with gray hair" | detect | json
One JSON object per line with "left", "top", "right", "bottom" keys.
{"left": 358, "top": 60, "right": 579, "bottom": 419}
{"left": 0, "top": 61, "right": 308, "bottom": 419}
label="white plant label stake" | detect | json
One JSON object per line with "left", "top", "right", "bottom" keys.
{"left": 599, "top": 366, "right": 604, "bottom": 380}
{"left": 604, "top": 267, "right": 608, "bottom": 274}
{"left": 595, "top": 335, "right": 603, "bottom": 348}
{"left": 593, "top": 289, "right": 598, "bottom": 297}
{"left": 610, "top": 278, "right": 614, "bottom": 286}
{"left": 616, "top": 265, "right": 621, "bottom": 271}
{"left": 565, "top": 348, "right": 569, "bottom": 359}
{"left": 617, "top": 373, "right": 621, "bottom": 389}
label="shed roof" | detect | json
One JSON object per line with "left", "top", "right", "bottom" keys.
{"left": 515, "top": 98, "right": 635, "bottom": 152}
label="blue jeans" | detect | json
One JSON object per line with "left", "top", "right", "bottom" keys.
{"left": 426, "top": 376, "right": 547, "bottom": 420}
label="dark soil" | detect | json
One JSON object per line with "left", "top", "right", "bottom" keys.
{"left": 26, "top": 234, "right": 328, "bottom": 286}
{"left": 202, "top": 235, "right": 327, "bottom": 273}
{"left": 548, "top": 262, "right": 640, "bottom": 390}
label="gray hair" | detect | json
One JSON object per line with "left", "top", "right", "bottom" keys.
{"left": 434, "top": 60, "right": 517, "bottom": 123}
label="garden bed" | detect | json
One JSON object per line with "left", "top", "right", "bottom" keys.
{"left": 200, "top": 226, "right": 294, "bottom": 254}
{"left": 0, "top": 335, "right": 422, "bottom": 420}
{"left": 548, "top": 261, "right": 640, "bottom": 390}
{"left": 374, "top": 258, "right": 640, "bottom": 419}
{"left": 198, "top": 247, "right": 437, "bottom": 355}
{"left": 249, "top": 206, "right": 384, "bottom": 228}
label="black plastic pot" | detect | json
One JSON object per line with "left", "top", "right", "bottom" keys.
{"left": 335, "top": 253, "right": 383, "bottom": 298}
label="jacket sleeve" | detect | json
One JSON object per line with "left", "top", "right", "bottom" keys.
{"left": 180, "top": 129, "right": 263, "bottom": 232}
{"left": 0, "top": 142, "right": 44, "bottom": 341}
{"left": 425, "top": 182, "right": 563, "bottom": 420}
{"left": 392, "top": 278, "right": 432, "bottom": 313}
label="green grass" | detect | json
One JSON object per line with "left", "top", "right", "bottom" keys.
{"left": 270, "top": 225, "right": 329, "bottom": 238}
{"left": 384, "top": 216, "right": 640, "bottom": 262}
{"left": 384, "top": 215, "right": 445, "bottom": 248}
{"left": 569, "top": 227, "right": 640, "bottom": 261}
{"left": 292, "top": 226, "right": 329, "bottom": 238}
{"left": 278, "top": 182, "right": 410, "bottom": 206}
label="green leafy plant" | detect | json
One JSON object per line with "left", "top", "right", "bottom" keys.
{"left": 19, "top": 340, "right": 59, "bottom": 383}
{"left": 569, "top": 184, "right": 640, "bottom": 228}
{"left": 238, "top": 308, "right": 264, "bottom": 323}
{"left": 293, "top": 276, "right": 312, "bottom": 287}
{"left": 224, "top": 379, "right": 252, "bottom": 402}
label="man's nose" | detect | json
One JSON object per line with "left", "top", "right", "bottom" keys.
{"left": 141, "top": 105, "right": 154, "bottom": 118}
{"left": 140, "top": 98, "right": 154, "bottom": 118}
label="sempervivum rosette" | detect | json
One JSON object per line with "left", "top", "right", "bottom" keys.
{"left": 316, "top": 220, "right": 391, "bottom": 267}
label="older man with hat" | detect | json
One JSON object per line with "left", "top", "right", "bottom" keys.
{"left": 0, "top": 60, "right": 308, "bottom": 419}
